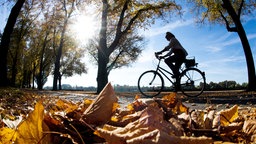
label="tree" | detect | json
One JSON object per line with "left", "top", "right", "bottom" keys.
{"left": 189, "top": 0, "right": 256, "bottom": 91}
{"left": 58, "top": 36, "right": 87, "bottom": 90}
{"left": 52, "top": 0, "right": 86, "bottom": 90}
{"left": 7, "top": 0, "right": 41, "bottom": 87}
{"left": 87, "top": 30, "right": 145, "bottom": 77}
{"left": 95, "top": 0, "right": 182, "bottom": 93}
{"left": 0, "top": 0, "right": 25, "bottom": 87}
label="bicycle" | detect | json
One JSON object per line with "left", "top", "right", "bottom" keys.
{"left": 138, "top": 53, "right": 206, "bottom": 97}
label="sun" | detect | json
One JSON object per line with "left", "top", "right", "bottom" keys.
{"left": 70, "top": 14, "right": 98, "bottom": 44}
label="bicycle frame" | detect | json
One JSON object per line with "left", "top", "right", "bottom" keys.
{"left": 154, "top": 59, "right": 176, "bottom": 86}
{"left": 138, "top": 54, "right": 206, "bottom": 97}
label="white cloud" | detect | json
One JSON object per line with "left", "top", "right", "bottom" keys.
{"left": 205, "top": 46, "right": 222, "bottom": 53}
{"left": 145, "top": 19, "right": 194, "bottom": 37}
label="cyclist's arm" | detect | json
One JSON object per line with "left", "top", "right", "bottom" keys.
{"left": 157, "top": 45, "right": 171, "bottom": 55}
{"left": 161, "top": 49, "right": 173, "bottom": 58}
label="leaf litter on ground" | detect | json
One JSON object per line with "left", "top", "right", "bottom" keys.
{"left": 0, "top": 85, "right": 256, "bottom": 143}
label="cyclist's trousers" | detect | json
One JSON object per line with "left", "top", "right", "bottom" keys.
{"left": 164, "top": 54, "right": 186, "bottom": 75}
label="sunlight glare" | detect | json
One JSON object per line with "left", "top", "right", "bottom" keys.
{"left": 71, "top": 14, "right": 98, "bottom": 45}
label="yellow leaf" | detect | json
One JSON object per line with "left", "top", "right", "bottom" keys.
{"left": 219, "top": 105, "right": 238, "bottom": 126}
{"left": 162, "top": 92, "right": 177, "bottom": 107}
{"left": 15, "top": 100, "right": 50, "bottom": 143}
{"left": 127, "top": 103, "right": 134, "bottom": 111}
{"left": 84, "top": 99, "right": 93, "bottom": 105}
{"left": 0, "top": 127, "right": 16, "bottom": 143}
{"left": 135, "top": 95, "right": 140, "bottom": 100}
{"left": 176, "top": 101, "right": 189, "bottom": 114}
{"left": 112, "top": 102, "right": 120, "bottom": 112}
{"left": 162, "top": 92, "right": 176, "bottom": 102}
{"left": 111, "top": 116, "right": 119, "bottom": 122}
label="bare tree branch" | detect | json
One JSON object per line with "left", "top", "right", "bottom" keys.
{"left": 238, "top": 0, "right": 244, "bottom": 19}
{"left": 219, "top": 10, "right": 237, "bottom": 32}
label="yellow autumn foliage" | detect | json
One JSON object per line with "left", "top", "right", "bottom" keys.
{"left": 0, "top": 100, "right": 50, "bottom": 144}
{"left": 0, "top": 127, "right": 16, "bottom": 144}
{"left": 213, "top": 105, "right": 239, "bottom": 127}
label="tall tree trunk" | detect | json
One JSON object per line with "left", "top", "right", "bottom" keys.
{"left": 0, "top": 0, "right": 25, "bottom": 87}
{"left": 32, "top": 63, "right": 35, "bottom": 89}
{"left": 236, "top": 22, "right": 256, "bottom": 91}
{"left": 97, "top": 0, "right": 109, "bottom": 93}
{"left": 53, "top": 19, "right": 68, "bottom": 90}
{"left": 59, "top": 75, "right": 62, "bottom": 90}
{"left": 222, "top": 0, "right": 256, "bottom": 91}
{"left": 38, "top": 33, "right": 49, "bottom": 90}
{"left": 97, "top": 51, "right": 109, "bottom": 93}
{"left": 10, "top": 47, "right": 19, "bottom": 86}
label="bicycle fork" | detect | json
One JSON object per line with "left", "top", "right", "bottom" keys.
{"left": 149, "top": 71, "right": 158, "bottom": 85}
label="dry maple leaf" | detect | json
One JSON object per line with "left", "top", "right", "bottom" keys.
{"left": 15, "top": 100, "right": 50, "bottom": 143}
{"left": 95, "top": 105, "right": 185, "bottom": 143}
{"left": 127, "top": 129, "right": 213, "bottom": 144}
{"left": 0, "top": 100, "right": 50, "bottom": 143}
{"left": 243, "top": 120, "right": 256, "bottom": 134}
{"left": 82, "top": 82, "right": 118, "bottom": 125}
{"left": 243, "top": 120, "right": 256, "bottom": 142}
{"left": 213, "top": 105, "right": 239, "bottom": 128}
{"left": 162, "top": 92, "right": 177, "bottom": 108}
{"left": 55, "top": 99, "right": 78, "bottom": 114}
{"left": 0, "top": 127, "right": 17, "bottom": 143}
{"left": 190, "top": 110, "right": 205, "bottom": 129}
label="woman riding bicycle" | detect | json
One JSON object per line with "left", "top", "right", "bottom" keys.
{"left": 155, "top": 32, "right": 188, "bottom": 78}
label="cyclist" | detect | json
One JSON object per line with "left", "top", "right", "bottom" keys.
{"left": 155, "top": 32, "right": 188, "bottom": 78}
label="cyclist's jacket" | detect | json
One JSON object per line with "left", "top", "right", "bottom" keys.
{"left": 164, "top": 37, "right": 188, "bottom": 57}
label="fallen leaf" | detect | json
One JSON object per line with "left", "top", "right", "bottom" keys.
{"left": 0, "top": 127, "right": 16, "bottom": 143}
{"left": 191, "top": 110, "right": 205, "bottom": 129}
{"left": 95, "top": 105, "right": 185, "bottom": 143}
{"left": 15, "top": 100, "right": 50, "bottom": 143}
{"left": 3, "top": 115, "right": 23, "bottom": 129}
{"left": 213, "top": 105, "right": 239, "bottom": 127}
{"left": 243, "top": 120, "right": 256, "bottom": 136}
{"left": 162, "top": 92, "right": 177, "bottom": 108}
{"left": 56, "top": 99, "right": 78, "bottom": 114}
{"left": 82, "top": 83, "right": 118, "bottom": 125}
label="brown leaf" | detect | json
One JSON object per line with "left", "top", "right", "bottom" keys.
{"left": 95, "top": 105, "right": 185, "bottom": 143}
{"left": 243, "top": 120, "right": 256, "bottom": 136}
{"left": 191, "top": 110, "right": 205, "bottom": 129}
{"left": 82, "top": 83, "right": 118, "bottom": 125}
{"left": 127, "top": 129, "right": 213, "bottom": 144}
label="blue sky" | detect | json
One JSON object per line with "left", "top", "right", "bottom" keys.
{"left": 1, "top": 3, "right": 256, "bottom": 87}
{"left": 61, "top": 12, "right": 256, "bottom": 87}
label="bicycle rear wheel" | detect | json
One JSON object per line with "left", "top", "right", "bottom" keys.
{"left": 179, "top": 68, "right": 206, "bottom": 97}
{"left": 138, "top": 70, "right": 164, "bottom": 97}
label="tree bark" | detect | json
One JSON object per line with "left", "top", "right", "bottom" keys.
{"left": 0, "top": 0, "right": 25, "bottom": 87}
{"left": 53, "top": 19, "right": 68, "bottom": 90}
{"left": 97, "top": 0, "right": 109, "bottom": 93}
{"left": 38, "top": 33, "right": 49, "bottom": 90}
{"left": 222, "top": 0, "right": 256, "bottom": 91}
{"left": 52, "top": 0, "right": 75, "bottom": 90}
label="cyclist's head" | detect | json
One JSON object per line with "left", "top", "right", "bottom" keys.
{"left": 165, "top": 32, "right": 175, "bottom": 40}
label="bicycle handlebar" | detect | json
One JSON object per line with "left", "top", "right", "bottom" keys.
{"left": 155, "top": 52, "right": 163, "bottom": 60}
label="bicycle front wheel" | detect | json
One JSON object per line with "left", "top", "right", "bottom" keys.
{"left": 179, "top": 68, "right": 206, "bottom": 97}
{"left": 138, "top": 70, "right": 164, "bottom": 97}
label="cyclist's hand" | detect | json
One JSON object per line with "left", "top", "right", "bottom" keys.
{"left": 155, "top": 52, "right": 162, "bottom": 55}
{"left": 159, "top": 56, "right": 165, "bottom": 59}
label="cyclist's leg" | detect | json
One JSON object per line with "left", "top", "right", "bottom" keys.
{"left": 165, "top": 55, "right": 182, "bottom": 77}
{"left": 164, "top": 56, "right": 176, "bottom": 74}
{"left": 174, "top": 56, "right": 186, "bottom": 76}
